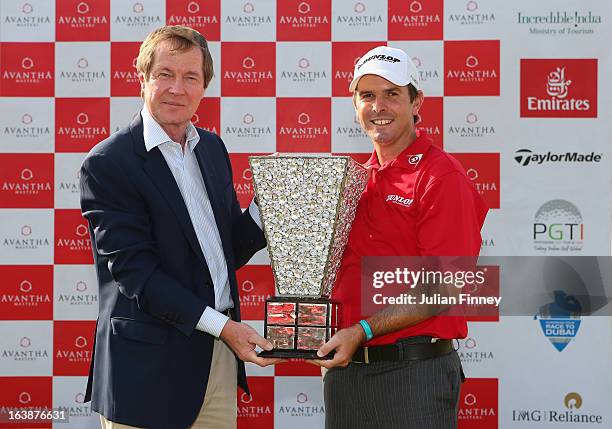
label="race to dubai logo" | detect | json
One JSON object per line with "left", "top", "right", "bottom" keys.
{"left": 534, "top": 290, "right": 581, "bottom": 352}
{"left": 512, "top": 392, "right": 604, "bottom": 423}
{"left": 533, "top": 199, "right": 584, "bottom": 253}
{"left": 447, "top": 0, "right": 495, "bottom": 26}
{"left": 520, "top": 59, "right": 597, "bottom": 118}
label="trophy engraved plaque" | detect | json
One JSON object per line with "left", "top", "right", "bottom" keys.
{"left": 249, "top": 155, "right": 368, "bottom": 358}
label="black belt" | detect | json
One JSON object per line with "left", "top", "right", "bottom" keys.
{"left": 351, "top": 339, "right": 453, "bottom": 364}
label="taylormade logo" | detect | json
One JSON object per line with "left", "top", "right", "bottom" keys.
{"left": 514, "top": 149, "right": 602, "bottom": 166}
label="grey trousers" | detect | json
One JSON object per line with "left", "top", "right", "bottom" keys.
{"left": 324, "top": 342, "right": 463, "bottom": 429}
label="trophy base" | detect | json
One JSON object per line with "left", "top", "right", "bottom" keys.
{"left": 258, "top": 349, "right": 333, "bottom": 360}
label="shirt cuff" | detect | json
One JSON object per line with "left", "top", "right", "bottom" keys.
{"left": 248, "top": 199, "right": 263, "bottom": 229}
{"left": 195, "top": 307, "right": 230, "bottom": 338}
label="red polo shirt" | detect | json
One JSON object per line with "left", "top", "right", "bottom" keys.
{"left": 332, "top": 131, "right": 488, "bottom": 345}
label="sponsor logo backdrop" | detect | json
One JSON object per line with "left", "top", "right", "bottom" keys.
{"left": 0, "top": 1, "right": 611, "bottom": 428}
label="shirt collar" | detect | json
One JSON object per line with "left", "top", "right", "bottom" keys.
{"left": 141, "top": 105, "right": 200, "bottom": 153}
{"left": 364, "top": 130, "right": 433, "bottom": 171}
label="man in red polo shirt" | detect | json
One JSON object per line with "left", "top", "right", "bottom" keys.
{"left": 313, "top": 46, "right": 488, "bottom": 429}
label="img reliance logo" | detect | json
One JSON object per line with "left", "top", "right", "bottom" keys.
{"left": 512, "top": 392, "right": 603, "bottom": 424}
{"left": 514, "top": 148, "right": 602, "bottom": 166}
{"left": 534, "top": 290, "right": 581, "bottom": 352}
{"left": 533, "top": 199, "right": 583, "bottom": 253}
{"left": 521, "top": 59, "right": 597, "bottom": 118}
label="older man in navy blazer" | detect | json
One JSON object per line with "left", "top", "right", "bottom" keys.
{"left": 79, "top": 26, "right": 279, "bottom": 429}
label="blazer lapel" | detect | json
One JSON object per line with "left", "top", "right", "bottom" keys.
{"left": 193, "top": 134, "right": 234, "bottom": 266}
{"left": 130, "top": 115, "right": 208, "bottom": 266}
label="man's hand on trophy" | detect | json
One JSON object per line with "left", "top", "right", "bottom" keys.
{"left": 311, "top": 324, "right": 366, "bottom": 369}
{"left": 220, "top": 320, "right": 285, "bottom": 367}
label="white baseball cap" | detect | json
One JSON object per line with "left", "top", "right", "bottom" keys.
{"left": 349, "top": 46, "right": 419, "bottom": 93}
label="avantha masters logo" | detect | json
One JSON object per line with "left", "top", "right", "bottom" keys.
{"left": 534, "top": 290, "right": 581, "bottom": 352}
{"left": 512, "top": 392, "right": 603, "bottom": 424}
{"left": 533, "top": 199, "right": 584, "bottom": 253}
{"left": 514, "top": 148, "right": 602, "bottom": 166}
{"left": 521, "top": 59, "right": 597, "bottom": 118}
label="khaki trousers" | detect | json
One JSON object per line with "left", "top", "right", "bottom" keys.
{"left": 100, "top": 338, "right": 237, "bottom": 429}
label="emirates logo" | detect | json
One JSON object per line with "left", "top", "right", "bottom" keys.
{"left": 22, "top": 3, "right": 34, "bottom": 14}
{"left": 76, "top": 112, "right": 89, "bottom": 125}
{"left": 21, "top": 168, "right": 34, "bottom": 181}
{"left": 21, "top": 225, "right": 33, "bottom": 236}
{"left": 77, "top": 2, "right": 90, "bottom": 14}
{"left": 297, "top": 113, "right": 310, "bottom": 125}
{"left": 242, "top": 168, "right": 252, "bottom": 181}
{"left": 20, "top": 280, "right": 33, "bottom": 293}
{"left": 466, "top": 56, "right": 479, "bottom": 68}
{"left": 466, "top": 113, "right": 478, "bottom": 124}
{"left": 243, "top": 2, "right": 255, "bottom": 14}
{"left": 298, "top": 2, "right": 311, "bottom": 14}
{"left": 464, "top": 393, "right": 477, "bottom": 406}
{"left": 76, "top": 224, "right": 89, "bottom": 237}
{"left": 409, "top": 1, "right": 423, "bottom": 13}
{"left": 77, "top": 58, "right": 89, "bottom": 69}
{"left": 243, "top": 113, "right": 255, "bottom": 125}
{"left": 241, "top": 280, "right": 255, "bottom": 292}
{"left": 21, "top": 113, "right": 33, "bottom": 125}
{"left": 133, "top": 2, "right": 144, "bottom": 13}
{"left": 354, "top": 2, "right": 366, "bottom": 14}
{"left": 242, "top": 57, "right": 255, "bottom": 69}
{"left": 76, "top": 281, "right": 88, "bottom": 292}
{"left": 187, "top": 1, "right": 200, "bottom": 14}
{"left": 75, "top": 336, "right": 88, "bottom": 348}
{"left": 21, "top": 57, "right": 34, "bottom": 70}
{"left": 466, "top": 1, "right": 479, "bottom": 12}
{"left": 19, "top": 392, "right": 32, "bottom": 404}
{"left": 298, "top": 58, "right": 310, "bottom": 69}
{"left": 20, "top": 337, "right": 31, "bottom": 348}
{"left": 297, "top": 392, "right": 308, "bottom": 403}
{"left": 466, "top": 168, "right": 479, "bottom": 181}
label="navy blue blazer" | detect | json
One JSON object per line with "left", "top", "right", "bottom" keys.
{"left": 79, "top": 114, "right": 266, "bottom": 429}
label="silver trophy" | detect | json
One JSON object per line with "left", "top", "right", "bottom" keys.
{"left": 249, "top": 155, "right": 368, "bottom": 358}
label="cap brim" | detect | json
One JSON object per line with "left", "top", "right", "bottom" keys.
{"left": 349, "top": 70, "right": 411, "bottom": 93}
